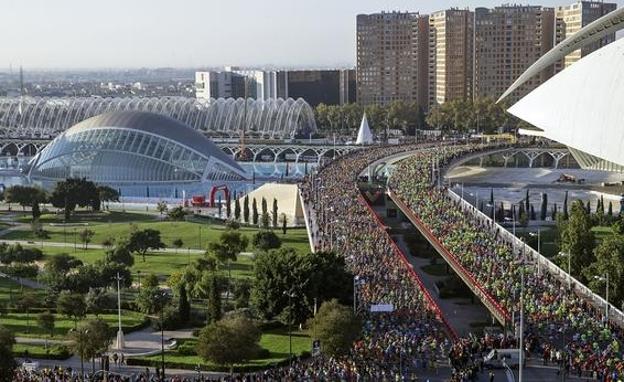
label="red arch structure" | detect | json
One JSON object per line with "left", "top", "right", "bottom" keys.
{"left": 209, "top": 185, "right": 230, "bottom": 207}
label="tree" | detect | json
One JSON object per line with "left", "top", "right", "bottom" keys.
{"left": 608, "top": 201, "right": 614, "bottom": 219}
{"left": 167, "top": 206, "right": 187, "bottom": 221}
{"left": 525, "top": 189, "right": 530, "bottom": 215}
{"left": 49, "top": 178, "right": 99, "bottom": 221}
{"left": 4, "top": 185, "right": 47, "bottom": 221}
{"left": 67, "top": 324, "right": 91, "bottom": 380}
{"left": 233, "top": 278, "right": 251, "bottom": 309}
{"left": 560, "top": 200, "right": 596, "bottom": 282}
{"left": 44, "top": 253, "right": 83, "bottom": 274}
{"left": 280, "top": 213, "right": 288, "bottom": 235}
{"left": 252, "top": 198, "right": 259, "bottom": 225}
{"left": 85, "top": 288, "right": 116, "bottom": 316}
{"left": 178, "top": 283, "right": 191, "bottom": 323}
{"left": 57, "top": 291, "right": 87, "bottom": 328}
{"left": 196, "top": 316, "right": 262, "bottom": 371}
{"left": 136, "top": 285, "right": 170, "bottom": 315}
{"left": 226, "top": 193, "right": 231, "bottom": 219}
{"left": 127, "top": 228, "right": 165, "bottom": 262}
{"left": 552, "top": 203, "right": 558, "bottom": 221}
{"left": 0, "top": 326, "right": 16, "bottom": 382}
{"left": 37, "top": 311, "right": 55, "bottom": 338}
{"left": 173, "top": 238, "right": 184, "bottom": 254}
{"left": 207, "top": 229, "right": 249, "bottom": 300}
{"left": 540, "top": 193, "right": 548, "bottom": 221}
{"left": 15, "top": 293, "right": 38, "bottom": 333}
{"left": 206, "top": 273, "right": 222, "bottom": 323}
{"left": 84, "top": 318, "right": 113, "bottom": 369}
{"left": 105, "top": 244, "right": 134, "bottom": 267}
{"left": 252, "top": 230, "right": 282, "bottom": 252}
{"left": 156, "top": 201, "right": 168, "bottom": 216}
{"left": 96, "top": 185, "right": 119, "bottom": 209}
{"left": 234, "top": 197, "right": 241, "bottom": 221}
{"left": 79, "top": 228, "right": 95, "bottom": 250}
{"left": 252, "top": 249, "right": 352, "bottom": 324}
{"left": 272, "top": 198, "right": 279, "bottom": 228}
{"left": 243, "top": 195, "right": 250, "bottom": 223}
{"left": 563, "top": 191, "right": 569, "bottom": 220}
{"left": 583, "top": 235, "right": 624, "bottom": 307}
{"left": 310, "top": 299, "right": 361, "bottom": 357}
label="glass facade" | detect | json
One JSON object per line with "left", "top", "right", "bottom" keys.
{"left": 29, "top": 121, "right": 246, "bottom": 183}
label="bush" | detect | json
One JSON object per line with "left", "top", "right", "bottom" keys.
{"left": 177, "top": 342, "right": 197, "bottom": 356}
{"left": 0, "top": 263, "right": 39, "bottom": 278}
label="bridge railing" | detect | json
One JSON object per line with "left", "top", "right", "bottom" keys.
{"left": 387, "top": 190, "right": 510, "bottom": 326}
{"left": 446, "top": 188, "right": 624, "bottom": 328}
{"left": 357, "top": 193, "right": 459, "bottom": 342}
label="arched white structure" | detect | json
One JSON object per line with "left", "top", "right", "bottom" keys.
{"left": 0, "top": 96, "right": 317, "bottom": 140}
{"left": 499, "top": 7, "right": 624, "bottom": 102}
{"left": 508, "top": 37, "right": 624, "bottom": 171}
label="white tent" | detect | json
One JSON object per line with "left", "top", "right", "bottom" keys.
{"left": 356, "top": 113, "right": 373, "bottom": 145}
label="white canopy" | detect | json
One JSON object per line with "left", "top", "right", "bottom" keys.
{"left": 356, "top": 113, "right": 373, "bottom": 145}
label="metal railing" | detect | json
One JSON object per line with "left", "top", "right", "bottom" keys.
{"left": 388, "top": 190, "right": 510, "bottom": 326}
{"left": 447, "top": 188, "right": 624, "bottom": 328}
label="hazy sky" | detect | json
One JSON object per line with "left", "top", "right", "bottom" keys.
{"left": 2, "top": 0, "right": 622, "bottom": 70}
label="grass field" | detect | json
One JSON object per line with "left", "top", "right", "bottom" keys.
{"left": 6, "top": 245, "right": 255, "bottom": 280}
{"left": 135, "top": 327, "right": 311, "bottom": 369}
{"left": 0, "top": 277, "right": 45, "bottom": 305}
{"left": 6, "top": 214, "right": 310, "bottom": 253}
{"left": 0, "top": 310, "right": 146, "bottom": 339}
{"left": 12, "top": 343, "right": 71, "bottom": 360}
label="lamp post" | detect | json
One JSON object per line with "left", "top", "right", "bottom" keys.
{"left": 283, "top": 290, "right": 295, "bottom": 366}
{"left": 114, "top": 272, "right": 124, "bottom": 350}
{"left": 137, "top": 270, "right": 141, "bottom": 293}
{"left": 559, "top": 251, "right": 572, "bottom": 289}
{"left": 529, "top": 228, "right": 541, "bottom": 275}
{"left": 159, "top": 290, "right": 166, "bottom": 379}
{"left": 70, "top": 328, "right": 89, "bottom": 382}
{"left": 594, "top": 274, "right": 610, "bottom": 325}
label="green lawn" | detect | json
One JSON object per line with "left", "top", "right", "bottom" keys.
{"left": 0, "top": 310, "right": 146, "bottom": 339}
{"left": 12, "top": 343, "right": 71, "bottom": 360}
{"left": 0, "top": 277, "right": 45, "bottom": 306}
{"left": 134, "top": 327, "right": 311, "bottom": 370}
{"left": 6, "top": 218, "right": 310, "bottom": 253}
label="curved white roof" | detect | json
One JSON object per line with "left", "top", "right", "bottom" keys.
{"left": 508, "top": 37, "right": 624, "bottom": 167}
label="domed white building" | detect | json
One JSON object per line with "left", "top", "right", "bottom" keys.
{"left": 28, "top": 111, "right": 248, "bottom": 183}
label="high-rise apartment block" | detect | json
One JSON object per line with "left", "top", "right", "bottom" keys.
{"left": 555, "top": 1, "right": 617, "bottom": 72}
{"left": 356, "top": 12, "right": 429, "bottom": 107}
{"left": 474, "top": 5, "right": 555, "bottom": 103}
{"left": 428, "top": 9, "right": 474, "bottom": 108}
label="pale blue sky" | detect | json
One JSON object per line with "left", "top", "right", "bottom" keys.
{"left": 2, "top": 0, "right": 622, "bottom": 69}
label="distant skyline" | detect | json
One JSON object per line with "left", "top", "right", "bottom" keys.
{"left": 2, "top": 0, "right": 623, "bottom": 70}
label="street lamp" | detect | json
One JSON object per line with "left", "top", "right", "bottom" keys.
{"left": 528, "top": 229, "right": 541, "bottom": 275}
{"left": 114, "top": 273, "right": 125, "bottom": 350}
{"left": 137, "top": 270, "right": 141, "bottom": 293}
{"left": 558, "top": 251, "right": 572, "bottom": 289}
{"left": 69, "top": 328, "right": 89, "bottom": 382}
{"left": 594, "top": 274, "right": 610, "bottom": 325}
{"left": 283, "top": 290, "right": 295, "bottom": 366}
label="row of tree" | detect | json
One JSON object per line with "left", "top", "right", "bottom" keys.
{"left": 3, "top": 178, "right": 119, "bottom": 222}
{"left": 314, "top": 101, "right": 426, "bottom": 136}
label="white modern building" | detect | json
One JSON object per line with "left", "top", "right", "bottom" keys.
{"left": 195, "top": 67, "right": 278, "bottom": 100}
{"left": 501, "top": 7, "right": 624, "bottom": 171}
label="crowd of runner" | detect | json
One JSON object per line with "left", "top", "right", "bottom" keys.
{"left": 389, "top": 146, "right": 624, "bottom": 380}
{"left": 14, "top": 142, "right": 624, "bottom": 381}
